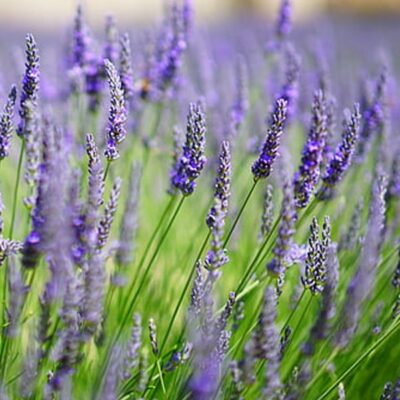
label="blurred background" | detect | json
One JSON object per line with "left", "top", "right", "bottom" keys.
{"left": 0, "top": 0, "right": 399, "bottom": 32}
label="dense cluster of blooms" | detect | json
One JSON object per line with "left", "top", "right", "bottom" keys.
{"left": 0, "top": 0, "right": 399, "bottom": 399}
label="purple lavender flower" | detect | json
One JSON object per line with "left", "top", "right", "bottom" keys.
{"left": 204, "top": 198, "right": 229, "bottom": 271}
{"left": 252, "top": 98, "right": 287, "bottom": 181}
{"left": 71, "top": 5, "right": 90, "bottom": 68}
{"left": 83, "top": 134, "right": 104, "bottom": 257}
{"left": 148, "top": 317, "right": 159, "bottom": 356}
{"left": 320, "top": 104, "right": 361, "bottom": 197}
{"left": 121, "top": 313, "right": 142, "bottom": 380}
{"left": 267, "top": 178, "right": 296, "bottom": 278}
{"left": 302, "top": 216, "right": 331, "bottom": 294}
{"left": 156, "top": 2, "right": 188, "bottom": 94}
{"left": 303, "top": 243, "right": 339, "bottom": 355}
{"left": 104, "top": 59, "right": 127, "bottom": 161}
{"left": 97, "top": 177, "right": 121, "bottom": 250}
{"left": 119, "top": 33, "right": 136, "bottom": 109}
{"left": 276, "top": 0, "right": 292, "bottom": 41}
{"left": 0, "top": 85, "right": 17, "bottom": 160}
{"left": 357, "top": 65, "right": 387, "bottom": 160}
{"left": 85, "top": 54, "right": 104, "bottom": 112}
{"left": 259, "top": 184, "right": 274, "bottom": 240}
{"left": 5, "top": 255, "right": 28, "bottom": 338}
{"left": 81, "top": 250, "right": 106, "bottom": 338}
{"left": 228, "top": 56, "right": 249, "bottom": 137}
{"left": 170, "top": 101, "right": 207, "bottom": 196}
{"left": 293, "top": 90, "right": 327, "bottom": 208}
{"left": 17, "top": 34, "right": 40, "bottom": 138}
{"left": 276, "top": 45, "right": 300, "bottom": 121}
{"left": 335, "top": 174, "right": 387, "bottom": 348}
{"left": 206, "top": 140, "right": 231, "bottom": 228}
{"left": 338, "top": 199, "right": 363, "bottom": 251}
{"left": 21, "top": 117, "right": 55, "bottom": 269}
{"left": 48, "top": 272, "right": 83, "bottom": 394}
{"left": 116, "top": 162, "right": 142, "bottom": 267}
{"left": 258, "top": 286, "right": 282, "bottom": 398}
{"left": 103, "top": 15, "right": 119, "bottom": 65}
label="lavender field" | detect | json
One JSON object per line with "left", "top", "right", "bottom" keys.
{"left": 0, "top": 0, "right": 399, "bottom": 399}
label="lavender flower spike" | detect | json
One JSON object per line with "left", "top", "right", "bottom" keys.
{"left": 17, "top": 34, "right": 40, "bottom": 138}
{"left": 252, "top": 98, "right": 287, "bottom": 181}
{"left": 104, "top": 59, "right": 127, "bottom": 161}
{"left": 0, "top": 85, "right": 17, "bottom": 160}
{"left": 259, "top": 286, "right": 282, "bottom": 398}
{"left": 116, "top": 162, "right": 142, "bottom": 267}
{"left": 320, "top": 104, "right": 361, "bottom": 197}
{"left": 97, "top": 177, "right": 122, "bottom": 250}
{"left": 276, "top": 0, "right": 292, "bottom": 41}
{"left": 267, "top": 178, "right": 296, "bottom": 278}
{"left": 71, "top": 5, "right": 90, "bottom": 68}
{"left": 204, "top": 198, "right": 229, "bottom": 271}
{"left": 206, "top": 140, "right": 231, "bottom": 228}
{"left": 170, "top": 101, "right": 207, "bottom": 196}
{"left": 119, "top": 33, "right": 135, "bottom": 107}
{"left": 335, "top": 174, "right": 387, "bottom": 348}
{"left": 103, "top": 14, "right": 119, "bottom": 65}
{"left": 302, "top": 217, "right": 331, "bottom": 295}
{"left": 293, "top": 90, "right": 327, "bottom": 208}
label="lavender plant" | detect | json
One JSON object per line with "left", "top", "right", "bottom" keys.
{"left": 0, "top": 1, "right": 399, "bottom": 399}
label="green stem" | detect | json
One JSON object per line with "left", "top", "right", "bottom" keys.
{"left": 281, "top": 289, "right": 306, "bottom": 335}
{"left": 103, "top": 160, "right": 111, "bottom": 181}
{"left": 223, "top": 180, "right": 258, "bottom": 247}
{"left": 315, "top": 317, "right": 400, "bottom": 400}
{"left": 120, "top": 196, "right": 185, "bottom": 333}
{"left": 282, "top": 292, "right": 312, "bottom": 360}
{"left": 236, "top": 215, "right": 280, "bottom": 295}
{"left": 159, "top": 230, "right": 211, "bottom": 353}
{"left": 121, "top": 195, "right": 176, "bottom": 314}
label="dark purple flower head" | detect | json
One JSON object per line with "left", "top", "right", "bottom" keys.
{"left": 0, "top": 85, "right": 17, "bottom": 160}
{"left": 301, "top": 216, "right": 331, "bottom": 294}
{"left": 252, "top": 98, "right": 287, "bottom": 181}
{"left": 170, "top": 101, "right": 207, "bottom": 196}
{"left": 320, "top": 104, "right": 361, "bottom": 197}
{"left": 104, "top": 59, "right": 127, "bottom": 161}
{"left": 293, "top": 90, "right": 327, "bottom": 208}
{"left": 17, "top": 34, "right": 40, "bottom": 138}
{"left": 206, "top": 140, "right": 231, "bottom": 228}
{"left": 276, "top": 0, "right": 292, "bottom": 40}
